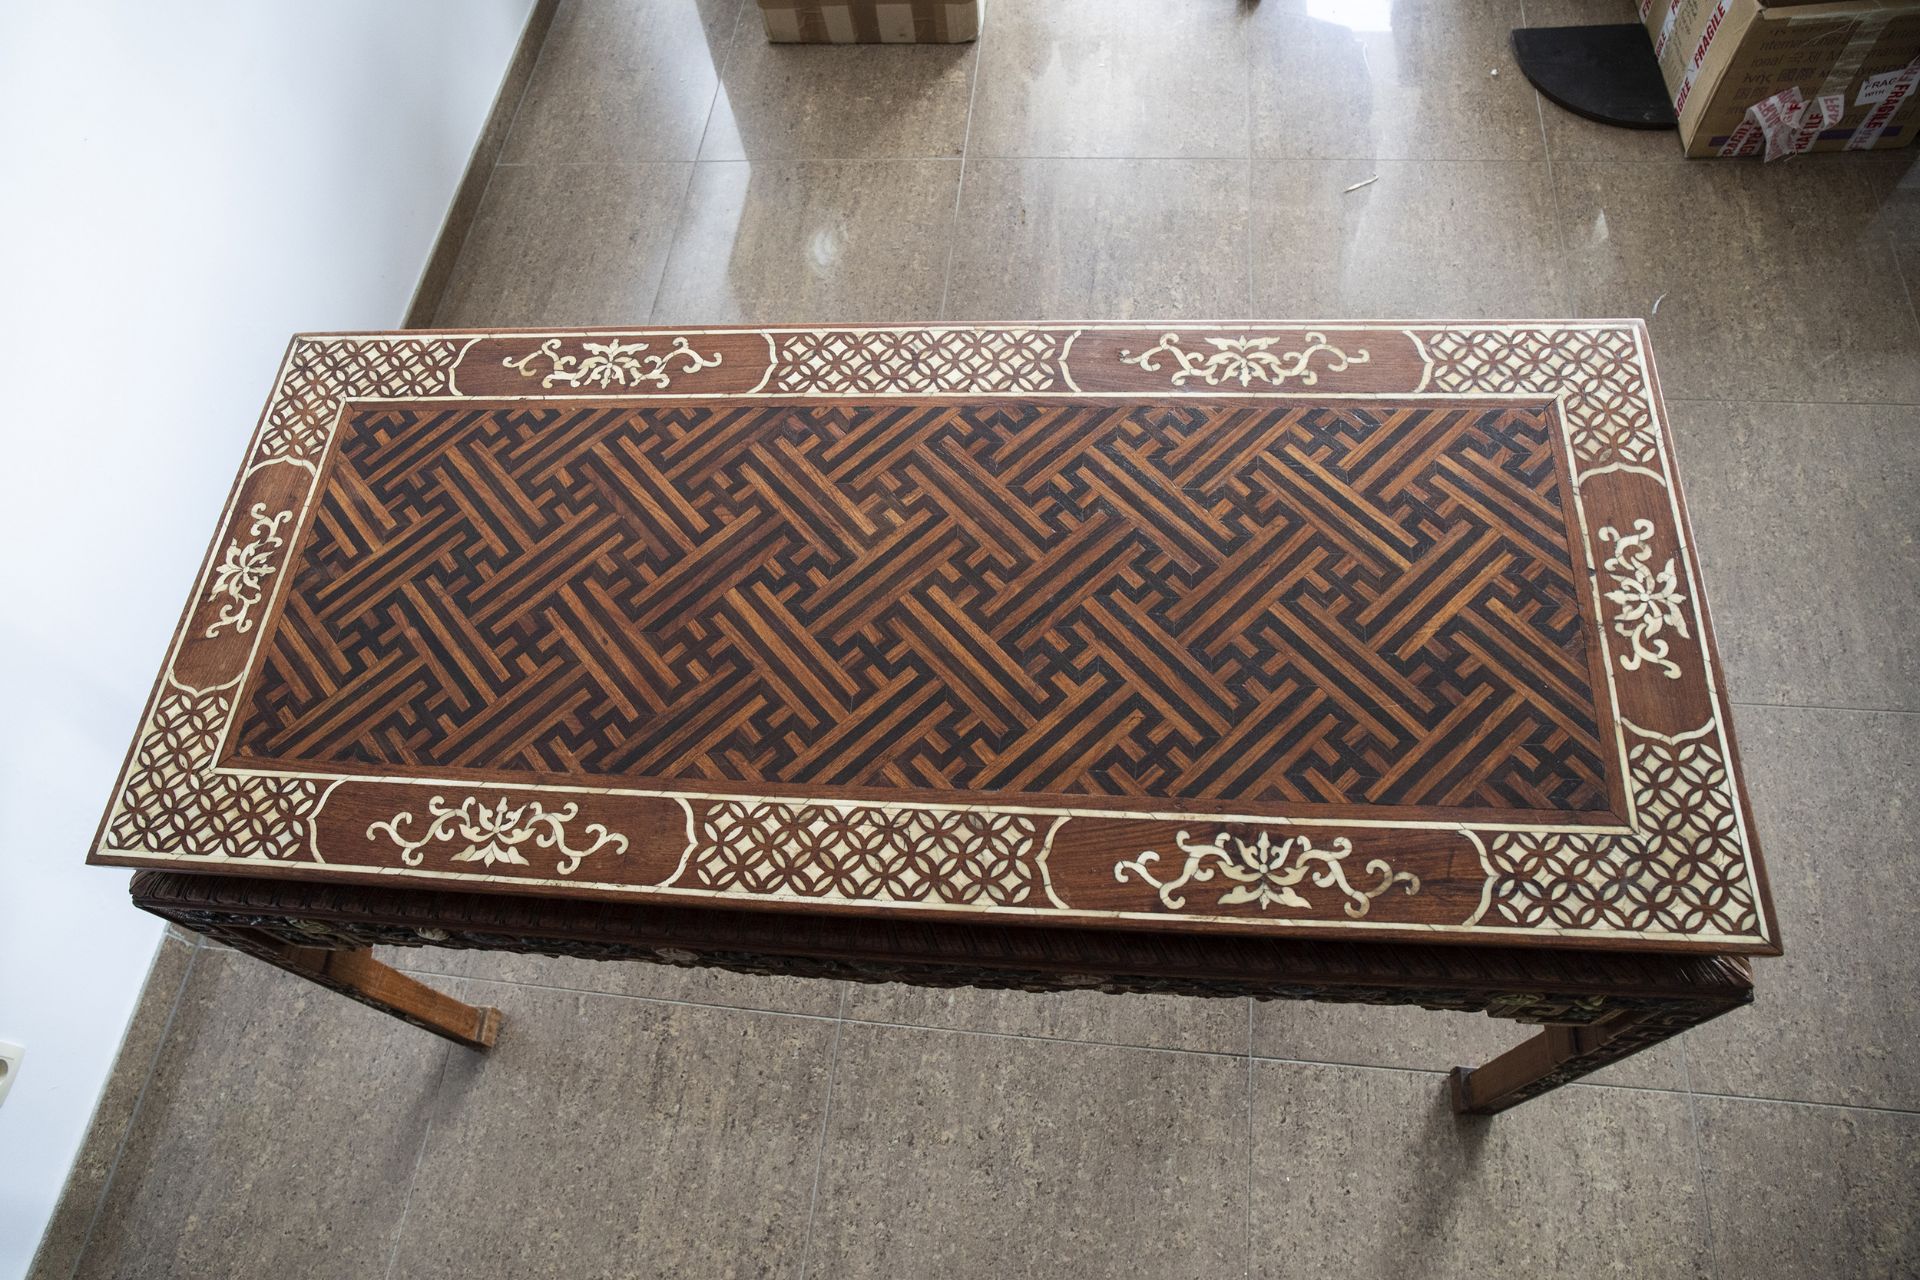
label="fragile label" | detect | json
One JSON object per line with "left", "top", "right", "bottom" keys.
{"left": 1849, "top": 67, "right": 1920, "bottom": 150}
{"left": 1672, "top": 0, "right": 1730, "bottom": 114}
{"left": 1857, "top": 62, "right": 1920, "bottom": 107}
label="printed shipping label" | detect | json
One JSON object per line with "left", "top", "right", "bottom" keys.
{"left": 1849, "top": 69, "right": 1920, "bottom": 149}
{"left": 1858, "top": 61, "right": 1920, "bottom": 107}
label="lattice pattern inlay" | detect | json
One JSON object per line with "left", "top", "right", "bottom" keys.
{"left": 678, "top": 801, "right": 1055, "bottom": 906}
{"left": 106, "top": 684, "right": 324, "bottom": 861}
{"left": 259, "top": 337, "right": 464, "bottom": 465}
{"left": 770, "top": 328, "right": 1063, "bottom": 393}
{"left": 1417, "top": 327, "right": 1661, "bottom": 477}
{"left": 1476, "top": 724, "right": 1755, "bottom": 936}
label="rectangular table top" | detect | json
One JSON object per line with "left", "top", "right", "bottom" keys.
{"left": 91, "top": 322, "right": 1779, "bottom": 955}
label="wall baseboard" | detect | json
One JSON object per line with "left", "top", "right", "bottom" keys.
{"left": 402, "top": 0, "right": 560, "bottom": 330}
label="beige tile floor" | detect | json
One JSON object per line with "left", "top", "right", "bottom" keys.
{"left": 34, "top": 1, "right": 1920, "bottom": 1276}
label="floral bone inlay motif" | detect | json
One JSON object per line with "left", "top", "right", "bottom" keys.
{"left": 366, "top": 796, "right": 628, "bottom": 875}
{"left": 501, "top": 336, "right": 722, "bottom": 389}
{"left": 204, "top": 503, "right": 293, "bottom": 638}
{"left": 1114, "top": 830, "right": 1420, "bottom": 918}
{"left": 1118, "top": 332, "right": 1369, "bottom": 388}
{"left": 1598, "top": 519, "right": 1690, "bottom": 680}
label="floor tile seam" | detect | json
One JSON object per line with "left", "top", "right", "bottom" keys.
{"left": 323, "top": 957, "right": 1920, "bottom": 1118}
{"left": 424, "top": 0, "right": 552, "bottom": 326}
{"left": 1244, "top": 997, "right": 1255, "bottom": 1280}
{"left": 489, "top": 0, "right": 562, "bottom": 170}
{"left": 400, "top": 968, "right": 1255, "bottom": 1058}
{"left": 451, "top": 152, "right": 1623, "bottom": 173}
{"left": 379, "top": 1040, "right": 457, "bottom": 1280}
{"left": 1525, "top": 24, "right": 1576, "bottom": 318}
{"left": 426, "top": 154, "right": 515, "bottom": 326}
{"left": 1253, "top": 1051, "right": 1920, "bottom": 1117}
{"left": 595, "top": 153, "right": 1542, "bottom": 164}
{"left": 647, "top": 0, "right": 744, "bottom": 323}
{"left": 60, "top": 938, "right": 202, "bottom": 1280}
{"left": 794, "top": 989, "right": 846, "bottom": 1280}
{"left": 1887, "top": 215, "right": 1920, "bottom": 338}
{"left": 486, "top": 154, "right": 1808, "bottom": 165}
{"left": 1251, "top": 1052, "right": 1686, "bottom": 1098}
{"left": 1685, "top": 1087, "right": 1920, "bottom": 1119}
{"left": 400, "top": 968, "right": 848, "bottom": 1024}
{"left": 936, "top": 4, "right": 988, "bottom": 321}
{"left": 700, "top": 0, "right": 749, "bottom": 155}
{"left": 1679, "top": 1043, "right": 1725, "bottom": 1280}
{"left": 1728, "top": 699, "right": 1919, "bottom": 718}
{"left": 1242, "top": 0, "right": 1255, "bottom": 323}
{"left": 785, "top": 1014, "right": 1254, "bottom": 1065}
{"left": 1668, "top": 395, "right": 1920, "bottom": 409}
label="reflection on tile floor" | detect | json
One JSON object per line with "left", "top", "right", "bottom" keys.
{"left": 37, "top": 0, "right": 1920, "bottom": 1275}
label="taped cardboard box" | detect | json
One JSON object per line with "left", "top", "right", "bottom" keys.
{"left": 1642, "top": 0, "right": 1920, "bottom": 156}
{"left": 756, "top": 0, "right": 980, "bottom": 42}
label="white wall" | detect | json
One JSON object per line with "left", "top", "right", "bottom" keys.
{"left": 0, "top": 2, "right": 535, "bottom": 1271}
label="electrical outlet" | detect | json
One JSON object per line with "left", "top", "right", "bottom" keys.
{"left": 0, "top": 1041, "right": 22, "bottom": 1107}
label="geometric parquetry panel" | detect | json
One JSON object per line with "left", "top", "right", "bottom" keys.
{"left": 230, "top": 398, "right": 1614, "bottom": 817}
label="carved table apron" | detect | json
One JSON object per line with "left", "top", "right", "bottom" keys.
{"left": 92, "top": 322, "right": 1779, "bottom": 1115}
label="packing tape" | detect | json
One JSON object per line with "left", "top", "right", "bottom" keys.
{"left": 1754, "top": 86, "right": 1806, "bottom": 160}
{"left": 1672, "top": 0, "right": 1731, "bottom": 114}
{"left": 1717, "top": 119, "right": 1763, "bottom": 157}
{"left": 1722, "top": 87, "right": 1850, "bottom": 161}
{"left": 1819, "top": 14, "right": 1890, "bottom": 102}
{"left": 1654, "top": 0, "right": 1683, "bottom": 62}
{"left": 1789, "top": 92, "right": 1848, "bottom": 154}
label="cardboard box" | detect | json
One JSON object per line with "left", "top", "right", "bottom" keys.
{"left": 756, "top": 0, "right": 980, "bottom": 42}
{"left": 1642, "top": 0, "right": 1920, "bottom": 156}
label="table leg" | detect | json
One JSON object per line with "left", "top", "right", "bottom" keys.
{"left": 1449, "top": 1004, "right": 1708, "bottom": 1116}
{"left": 189, "top": 922, "right": 501, "bottom": 1051}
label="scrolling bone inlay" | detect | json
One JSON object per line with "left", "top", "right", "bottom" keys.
{"left": 204, "top": 503, "right": 293, "bottom": 638}
{"left": 367, "top": 796, "right": 629, "bottom": 875}
{"left": 1116, "top": 830, "right": 1419, "bottom": 918}
{"left": 1598, "top": 518, "right": 1690, "bottom": 680}
{"left": 1118, "top": 332, "right": 1369, "bottom": 388}
{"left": 502, "top": 336, "right": 723, "bottom": 390}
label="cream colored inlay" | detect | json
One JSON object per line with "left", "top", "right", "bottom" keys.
{"left": 366, "top": 796, "right": 629, "bottom": 875}
{"left": 1118, "top": 332, "right": 1369, "bottom": 388}
{"left": 1115, "top": 830, "right": 1420, "bottom": 918}
{"left": 502, "top": 336, "right": 722, "bottom": 390}
{"left": 1598, "top": 518, "right": 1690, "bottom": 681}
{"left": 204, "top": 503, "right": 292, "bottom": 638}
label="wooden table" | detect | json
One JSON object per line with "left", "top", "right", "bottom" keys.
{"left": 91, "top": 322, "right": 1779, "bottom": 1114}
